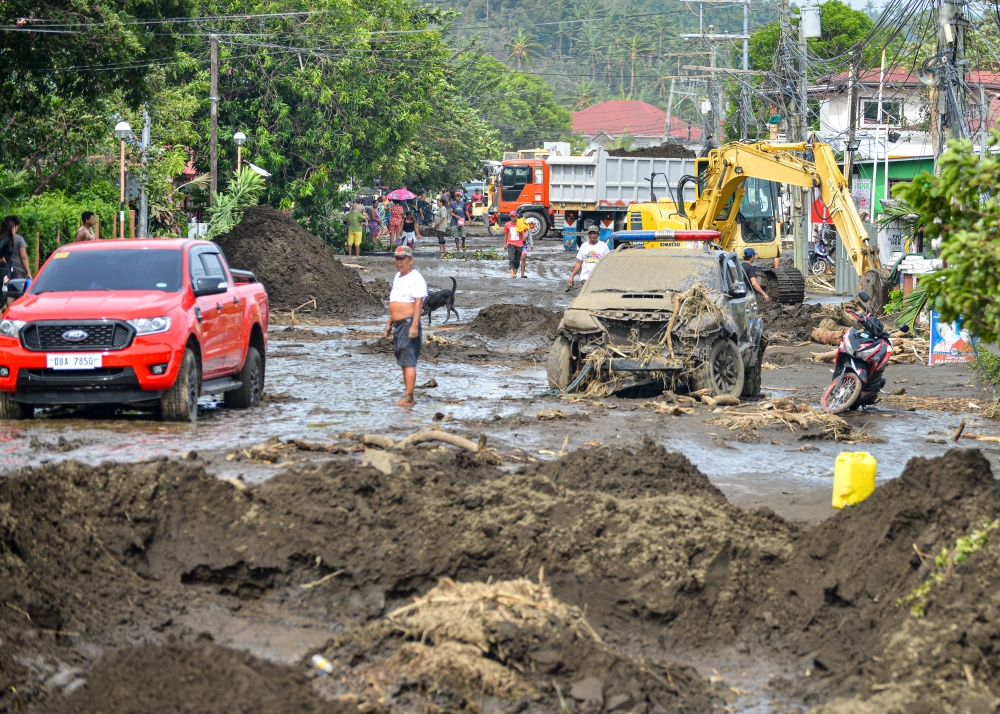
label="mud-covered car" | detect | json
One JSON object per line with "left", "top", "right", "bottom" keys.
{"left": 547, "top": 246, "right": 765, "bottom": 397}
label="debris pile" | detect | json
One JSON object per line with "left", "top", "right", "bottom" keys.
{"left": 318, "top": 574, "right": 715, "bottom": 712}
{"left": 706, "top": 398, "right": 882, "bottom": 443}
{"left": 213, "top": 206, "right": 383, "bottom": 319}
{"left": 761, "top": 301, "right": 825, "bottom": 343}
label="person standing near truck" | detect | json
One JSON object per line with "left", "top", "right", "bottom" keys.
{"left": 741, "top": 248, "right": 770, "bottom": 302}
{"left": 449, "top": 191, "right": 467, "bottom": 253}
{"left": 503, "top": 211, "right": 524, "bottom": 278}
{"left": 75, "top": 212, "right": 96, "bottom": 242}
{"left": 383, "top": 245, "right": 427, "bottom": 406}
{"left": 567, "top": 228, "right": 609, "bottom": 287}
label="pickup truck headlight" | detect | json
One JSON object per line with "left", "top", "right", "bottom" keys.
{"left": 127, "top": 317, "right": 172, "bottom": 335}
{"left": 0, "top": 320, "right": 26, "bottom": 338}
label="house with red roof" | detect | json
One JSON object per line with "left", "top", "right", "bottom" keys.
{"left": 812, "top": 69, "right": 1000, "bottom": 217}
{"left": 572, "top": 100, "right": 703, "bottom": 150}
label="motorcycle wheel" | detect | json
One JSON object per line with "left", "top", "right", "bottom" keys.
{"left": 822, "top": 372, "right": 863, "bottom": 413}
{"left": 811, "top": 259, "right": 828, "bottom": 276}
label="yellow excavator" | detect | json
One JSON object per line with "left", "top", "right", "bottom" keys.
{"left": 623, "top": 138, "right": 883, "bottom": 304}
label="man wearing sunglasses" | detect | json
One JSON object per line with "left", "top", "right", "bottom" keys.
{"left": 383, "top": 245, "right": 428, "bottom": 406}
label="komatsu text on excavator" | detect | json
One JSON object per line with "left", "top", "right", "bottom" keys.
{"left": 622, "top": 138, "right": 883, "bottom": 305}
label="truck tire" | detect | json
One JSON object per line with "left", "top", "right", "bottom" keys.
{"left": 741, "top": 336, "right": 768, "bottom": 399}
{"left": 691, "top": 338, "right": 744, "bottom": 397}
{"left": 522, "top": 211, "right": 549, "bottom": 241}
{"left": 547, "top": 336, "right": 578, "bottom": 391}
{"left": 0, "top": 392, "right": 32, "bottom": 420}
{"left": 224, "top": 346, "right": 264, "bottom": 409}
{"left": 160, "top": 348, "right": 200, "bottom": 423}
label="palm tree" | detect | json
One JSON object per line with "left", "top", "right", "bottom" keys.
{"left": 624, "top": 34, "right": 652, "bottom": 96}
{"left": 574, "top": 25, "right": 604, "bottom": 80}
{"left": 643, "top": 15, "right": 675, "bottom": 60}
{"left": 505, "top": 29, "right": 544, "bottom": 70}
{"left": 568, "top": 80, "right": 604, "bottom": 110}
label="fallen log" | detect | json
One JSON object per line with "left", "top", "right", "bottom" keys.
{"left": 392, "top": 431, "right": 480, "bottom": 452}
{"left": 811, "top": 327, "right": 847, "bottom": 346}
{"left": 362, "top": 434, "right": 396, "bottom": 449}
{"left": 810, "top": 350, "right": 837, "bottom": 363}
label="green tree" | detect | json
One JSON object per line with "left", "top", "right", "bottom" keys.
{"left": 0, "top": 0, "right": 194, "bottom": 110}
{"left": 893, "top": 135, "right": 1000, "bottom": 343}
{"left": 190, "top": 0, "right": 451, "bottom": 225}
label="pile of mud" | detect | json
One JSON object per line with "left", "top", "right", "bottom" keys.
{"left": 606, "top": 144, "right": 695, "bottom": 159}
{"left": 363, "top": 277, "right": 390, "bottom": 302}
{"left": 467, "top": 303, "right": 562, "bottom": 344}
{"left": 44, "top": 641, "right": 348, "bottom": 714}
{"left": 214, "top": 206, "right": 383, "bottom": 318}
{"left": 2, "top": 445, "right": 999, "bottom": 714}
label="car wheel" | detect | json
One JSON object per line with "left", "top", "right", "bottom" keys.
{"left": 522, "top": 211, "right": 549, "bottom": 241}
{"left": 692, "top": 338, "right": 745, "bottom": 397}
{"left": 0, "top": 391, "right": 33, "bottom": 420}
{"left": 547, "top": 335, "right": 579, "bottom": 391}
{"left": 224, "top": 346, "right": 264, "bottom": 409}
{"left": 741, "top": 336, "right": 767, "bottom": 398}
{"left": 160, "top": 348, "right": 200, "bottom": 423}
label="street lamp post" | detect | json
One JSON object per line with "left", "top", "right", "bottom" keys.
{"left": 114, "top": 121, "right": 132, "bottom": 239}
{"left": 234, "top": 132, "right": 246, "bottom": 172}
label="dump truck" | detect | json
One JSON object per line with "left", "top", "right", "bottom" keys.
{"left": 489, "top": 149, "right": 697, "bottom": 245}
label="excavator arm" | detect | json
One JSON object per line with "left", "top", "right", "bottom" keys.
{"left": 691, "top": 139, "right": 882, "bottom": 277}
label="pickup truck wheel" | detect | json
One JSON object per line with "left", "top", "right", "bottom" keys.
{"left": 547, "top": 335, "right": 579, "bottom": 391}
{"left": 224, "top": 346, "right": 263, "bottom": 409}
{"left": 741, "top": 336, "right": 767, "bottom": 398}
{"left": 160, "top": 348, "right": 200, "bottom": 423}
{"left": 0, "top": 392, "right": 33, "bottom": 420}
{"left": 691, "top": 338, "right": 744, "bottom": 397}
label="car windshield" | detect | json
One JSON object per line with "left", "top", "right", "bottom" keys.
{"left": 31, "top": 249, "right": 184, "bottom": 293}
{"left": 583, "top": 251, "right": 722, "bottom": 294}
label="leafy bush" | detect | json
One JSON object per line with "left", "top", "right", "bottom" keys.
{"left": 885, "top": 288, "right": 905, "bottom": 315}
{"left": 10, "top": 188, "right": 119, "bottom": 268}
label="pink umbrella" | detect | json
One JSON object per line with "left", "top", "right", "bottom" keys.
{"left": 386, "top": 187, "right": 416, "bottom": 201}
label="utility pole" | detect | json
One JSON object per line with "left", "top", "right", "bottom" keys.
{"left": 939, "top": 0, "right": 968, "bottom": 150}
{"left": 665, "top": 78, "right": 676, "bottom": 143}
{"left": 210, "top": 34, "right": 219, "bottom": 206}
{"left": 138, "top": 106, "right": 151, "bottom": 238}
{"left": 845, "top": 54, "right": 859, "bottom": 189}
{"left": 740, "top": 0, "right": 750, "bottom": 140}
{"left": 707, "top": 39, "right": 717, "bottom": 142}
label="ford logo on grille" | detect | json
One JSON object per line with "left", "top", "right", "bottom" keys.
{"left": 62, "top": 329, "right": 89, "bottom": 342}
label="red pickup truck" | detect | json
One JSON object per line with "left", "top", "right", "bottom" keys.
{"left": 0, "top": 239, "right": 269, "bottom": 422}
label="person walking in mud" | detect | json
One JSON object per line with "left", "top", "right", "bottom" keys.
{"left": 503, "top": 211, "right": 524, "bottom": 278}
{"left": 567, "top": 228, "right": 609, "bottom": 288}
{"left": 741, "top": 248, "right": 770, "bottom": 302}
{"left": 383, "top": 245, "right": 427, "bottom": 406}
{"left": 449, "top": 191, "right": 467, "bottom": 253}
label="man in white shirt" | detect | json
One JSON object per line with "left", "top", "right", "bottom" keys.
{"left": 383, "top": 245, "right": 428, "bottom": 406}
{"left": 568, "top": 228, "right": 610, "bottom": 287}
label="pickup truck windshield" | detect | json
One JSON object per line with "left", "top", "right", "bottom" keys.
{"left": 32, "top": 249, "right": 184, "bottom": 293}
{"left": 584, "top": 251, "right": 722, "bottom": 294}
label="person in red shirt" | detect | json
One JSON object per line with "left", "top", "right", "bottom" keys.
{"left": 503, "top": 211, "right": 524, "bottom": 278}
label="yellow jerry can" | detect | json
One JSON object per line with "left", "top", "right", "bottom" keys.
{"left": 832, "top": 452, "right": 877, "bottom": 509}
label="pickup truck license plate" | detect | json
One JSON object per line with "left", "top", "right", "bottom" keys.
{"left": 47, "top": 354, "right": 102, "bottom": 370}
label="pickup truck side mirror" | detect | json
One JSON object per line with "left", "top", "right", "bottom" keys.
{"left": 729, "top": 281, "right": 747, "bottom": 299}
{"left": 193, "top": 277, "right": 228, "bottom": 297}
{"left": 4, "top": 278, "right": 29, "bottom": 299}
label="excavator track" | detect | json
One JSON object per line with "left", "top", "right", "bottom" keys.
{"left": 760, "top": 267, "right": 805, "bottom": 304}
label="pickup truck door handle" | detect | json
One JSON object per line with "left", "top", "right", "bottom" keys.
{"left": 232, "top": 297, "right": 240, "bottom": 306}
{"left": 215, "top": 302, "right": 223, "bottom": 310}
{"left": 194, "top": 307, "right": 203, "bottom": 323}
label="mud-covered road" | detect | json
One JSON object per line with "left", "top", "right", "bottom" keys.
{"left": 3, "top": 230, "right": 997, "bottom": 524}
{"left": 3, "top": 228, "right": 1000, "bottom": 714}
